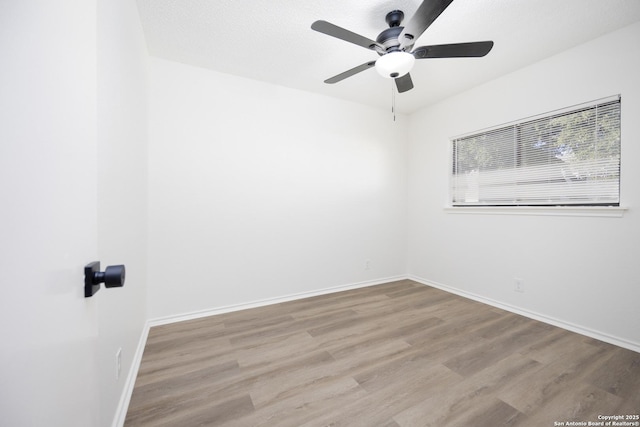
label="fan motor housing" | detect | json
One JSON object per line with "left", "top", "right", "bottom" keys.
{"left": 376, "top": 10, "right": 407, "bottom": 53}
{"left": 376, "top": 26, "right": 403, "bottom": 53}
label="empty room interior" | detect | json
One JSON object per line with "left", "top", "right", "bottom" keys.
{"left": 2, "top": 0, "right": 640, "bottom": 426}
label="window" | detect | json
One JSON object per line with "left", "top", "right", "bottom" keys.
{"left": 450, "top": 96, "right": 621, "bottom": 207}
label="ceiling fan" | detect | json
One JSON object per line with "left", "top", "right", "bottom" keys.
{"left": 311, "top": 0, "right": 494, "bottom": 93}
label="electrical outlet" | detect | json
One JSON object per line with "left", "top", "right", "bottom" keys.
{"left": 115, "top": 347, "right": 122, "bottom": 380}
{"left": 514, "top": 278, "right": 524, "bottom": 293}
{"left": 365, "top": 260, "right": 371, "bottom": 270}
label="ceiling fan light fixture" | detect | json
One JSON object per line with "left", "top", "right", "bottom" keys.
{"left": 375, "top": 51, "right": 415, "bottom": 79}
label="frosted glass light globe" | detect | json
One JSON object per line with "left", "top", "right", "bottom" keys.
{"left": 375, "top": 51, "right": 415, "bottom": 79}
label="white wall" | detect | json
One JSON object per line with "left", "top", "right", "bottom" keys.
{"left": 96, "top": 0, "right": 148, "bottom": 425}
{"left": 407, "top": 22, "right": 640, "bottom": 350}
{"left": 0, "top": 1, "right": 148, "bottom": 426}
{"left": 147, "top": 58, "right": 407, "bottom": 319}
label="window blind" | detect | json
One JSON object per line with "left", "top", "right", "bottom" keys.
{"left": 451, "top": 97, "right": 621, "bottom": 206}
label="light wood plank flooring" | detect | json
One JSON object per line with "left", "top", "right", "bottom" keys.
{"left": 125, "top": 280, "right": 640, "bottom": 426}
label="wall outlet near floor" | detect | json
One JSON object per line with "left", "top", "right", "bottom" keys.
{"left": 514, "top": 278, "right": 525, "bottom": 293}
{"left": 115, "top": 347, "right": 122, "bottom": 380}
{"left": 365, "top": 259, "right": 371, "bottom": 270}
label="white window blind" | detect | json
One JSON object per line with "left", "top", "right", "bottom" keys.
{"left": 451, "top": 97, "right": 621, "bottom": 207}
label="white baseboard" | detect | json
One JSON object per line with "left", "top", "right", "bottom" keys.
{"left": 148, "top": 275, "right": 409, "bottom": 327}
{"left": 409, "top": 274, "right": 640, "bottom": 354}
{"left": 112, "top": 320, "right": 151, "bottom": 427}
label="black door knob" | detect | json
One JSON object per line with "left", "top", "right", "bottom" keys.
{"left": 97, "top": 265, "right": 126, "bottom": 288}
{"left": 84, "top": 261, "right": 126, "bottom": 297}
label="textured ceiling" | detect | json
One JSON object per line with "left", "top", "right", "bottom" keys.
{"left": 136, "top": 0, "right": 640, "bottom": 114}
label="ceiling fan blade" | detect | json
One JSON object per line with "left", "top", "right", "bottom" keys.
{"left": 312, "top": 20, "right": 382, "bottom": 51}
{"left": 399, "top": 0, "right": 455, "bottom": 50}
{"left": 324, "top": 61, "right": 377, "bottom": 84}
{"left": 412, "top": 41, "right": 494, "bottom": 58}
{"left": 395, "top": 73, "right": 414, "bottom": 93}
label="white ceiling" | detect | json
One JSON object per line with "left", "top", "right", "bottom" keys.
{"left": 136, "top": 0, "right": 640, "bottom": 114}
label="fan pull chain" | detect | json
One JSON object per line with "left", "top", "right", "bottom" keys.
{"left": 391, "top": 83, "right": 396, "bottom": 122}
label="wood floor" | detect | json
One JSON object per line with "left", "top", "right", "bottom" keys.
{"left": 125, "top": 280, "right": 640, "bottom": 426}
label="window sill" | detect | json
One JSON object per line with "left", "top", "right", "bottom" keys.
{"left": 444, "top": 206, "right": 628, "bottom": 218}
